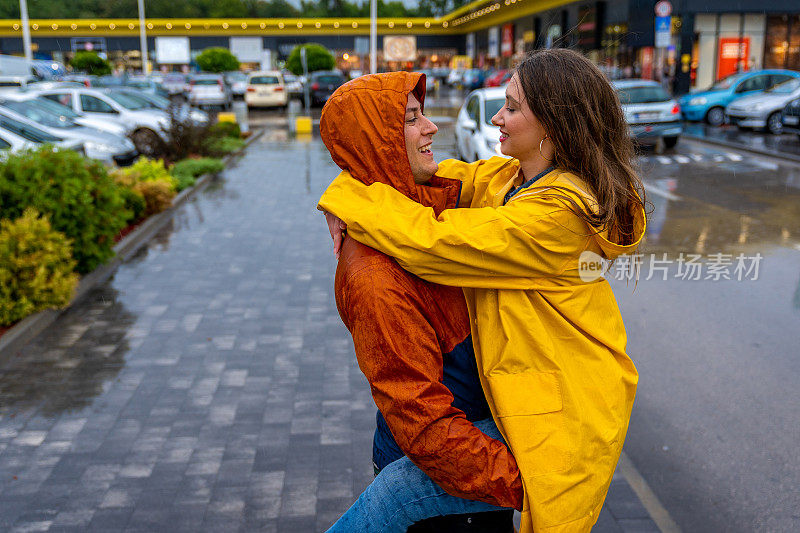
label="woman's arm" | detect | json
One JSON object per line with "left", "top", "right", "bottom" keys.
{"left": 435, "top": 157, "right": 514, "bottom": 207}
{"left": 318, "top": 175, "right": 589, "bottom": 289}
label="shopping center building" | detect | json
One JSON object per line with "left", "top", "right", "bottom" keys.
{"left": 1, "top": 0, "right": 798, "bottom": 94}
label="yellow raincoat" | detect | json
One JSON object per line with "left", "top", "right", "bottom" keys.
{"left": 318, "top": 156, "right": 646, "bottom": 532}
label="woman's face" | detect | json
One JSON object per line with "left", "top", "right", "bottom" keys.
{"left": 491, "top": 73, "right": 552, "bottom": 163}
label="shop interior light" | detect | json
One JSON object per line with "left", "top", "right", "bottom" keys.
{"left": 343, "top": 53, "right": 349, "bottom": 60}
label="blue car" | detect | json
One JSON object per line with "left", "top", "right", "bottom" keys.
{"left": 461, "top": 69, "right": 487, "bottom": 91}
{"left": 678, "top": 69, "right": 800, "bottom": 126}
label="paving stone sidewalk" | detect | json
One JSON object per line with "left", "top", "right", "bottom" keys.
{"left": 0, "top": 134, "right": 661, "bottom": 532}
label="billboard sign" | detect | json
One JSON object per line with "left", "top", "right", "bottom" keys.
{"left": 717, "top": 37, "right": 750, "bottom": 79}
{"left": 488, "top": 27, "right": 499, "bottom": 58}
{"left": 156, "top": 37, "right": 190, "bottom": 64}
{"left": 501, "top": 24, "right": 514, "bottom": 57}
{"left": 383, "top": 36, "right": 417, "bottom": 62}
{"left": 230, "top": 37, "right": 262, "bottom": 63}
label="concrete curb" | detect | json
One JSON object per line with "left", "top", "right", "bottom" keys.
{"left": 0, "top": 129, "right": 264, "bottom": 362}
{"left": 682, "top": 133, "right": 800, "bottom": 164}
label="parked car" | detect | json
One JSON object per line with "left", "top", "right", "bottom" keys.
{"left": 484, "top": 69, "right": 512, "bottom": 87}
{"left": 122, "top": 76, "right": 170, "bottom": 98}
{"left": 461, "top": 69, "right": 487, "bottom": 90}
{"left": 447, "top": 69, "right": 465, "bottom": 87}
{"left": 245, "top": 71, "right": 287, "bottom": 108}
{"left": 162, "top": 73, "right": 189, "bottom": 96}
{"left": 678, "top": 69, "right": 800, "bottom": 126}
{"left": 0, "top": 75, "right": 36, "bottom": 92}
{"left": 0, "top": 113, "right": 85, "bottom": 155}
{"left": 725, "top": 78, "right": 800, "bottom": 134}
{"left": 282, "top": 72, "right": 304, "bottom": 100}
{"left": 186, "top": 74, "right": 232, "bottom": 108}
{"left": 62, "top": 73, "right": 96, "bottom": 87}
{"left": 223, "top": 71, "right": 248, "bottom": 98}
{"left": 8, "top": 89, "right": 128, "bottom": 137}
{"left": 454, "top": 87, "right": 509, "bottom": 162}
{"left": 0, "top": 93, "right": 137, "bottom": 165}
{"left": 108, "top": 87, "right": 209, "bottom": 125}
{"left": 614, "top": 79, "right": 682, "bottom": 148}
{"left": 308, "top": 71, "right": 346, "bottom": 106}
{"left": 417, "top": 69, "right": 437, "bottom": 92}
{"left": 780, "top": 96, "right": 800, "bottom": 140}
{"left": 33, "top": 87, "right": 169, "bottom": 156}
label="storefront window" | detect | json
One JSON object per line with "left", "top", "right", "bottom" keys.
{"left": 765, "top": 14, "right": 800, "bottom": 70}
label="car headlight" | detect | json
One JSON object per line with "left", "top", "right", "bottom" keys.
{"left": 688, "top": 97, "right": 707, "bottom": 106}
{"left": 84, "top": 141, "right": 117, "bottom": 153}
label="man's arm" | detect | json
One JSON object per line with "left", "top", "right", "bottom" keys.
{"left": 336, "top": 243, "right": 523, "bottom": 510}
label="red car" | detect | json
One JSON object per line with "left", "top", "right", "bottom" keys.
{"left": 484, "top": 69, "right": 513, "bottom": 87}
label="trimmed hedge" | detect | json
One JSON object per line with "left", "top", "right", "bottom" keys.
{"left": 0, "top": 209, "right": 79, "bottom": 326}
{"left": 0, "top": 146, "right": 128, "bottom": 274}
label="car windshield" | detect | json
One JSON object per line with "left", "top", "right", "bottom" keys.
{"left": 484, "top": 97, "right": 505, "bottom": 124}
{"left": 225, "top": 72, "right": 247, "bottom": 82}
{"left": 316, "top": 75, "right": 344, "bottom": 84}
{"left": 616, "top": 85, "right": 671, "bottom": 104}
{"left": 710, "top": 73, "right": 743, "bottom": 90}
{"left": 250, "top": 76, "right": 280, "bottom": 85}
{"left": 767, "top": 78, "right": 800, "bottom": 94}
{"left": 0, "top": 114, "right": 61, "bottom": 143}
{"left": 29, "top": 97, "right": 80, "bottom": 119}
{"left": 105, "top": 91, "right": 147, "bottom": 110}
{"left": 112, "top": 90, "right": 159, "bottom": 108}
{"left": 2, "top": 100, "right": 78, "bottom": 129}
{"left": 193, "top": 78, "right": 221, "bottom": 86}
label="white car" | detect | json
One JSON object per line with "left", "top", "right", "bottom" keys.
{"left": 0, "top": 114, "right": 85, "bottom": 157}
{"left": 33, "top": 87, "right": 169, "bottom": 156}
{"left": 0, "top": 75, "right": 37, "bottom": 92}
{"left": 245, "top": 71, "right": 288, "bottom": 108}
{"left": 0, "top": 95, "right": 137, "bottom": 166}
{"left": 187, "top": 74, "right": 232, "bottom": 108}
{"left": 454, "top": 87, "right": 509, "bottom": 162}
{"left": 725, "top": 78, "right": 800, "bottom": 134}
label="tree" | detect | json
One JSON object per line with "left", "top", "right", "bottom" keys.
{"left": 69, "top": 51, "right": 112, "bottom": 76}
{"left": 196, "top": 48, "right": 241, "bottom": 73}
{"left": 285, "top": 44, "right": 335, "bottom": 76}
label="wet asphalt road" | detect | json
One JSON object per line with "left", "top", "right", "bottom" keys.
{"left": 378, "top": 109, "right": 800, "bottom": 532}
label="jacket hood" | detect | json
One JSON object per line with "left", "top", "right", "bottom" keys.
{"left": 320, "top": 72, "right": 432, "bottom": 204}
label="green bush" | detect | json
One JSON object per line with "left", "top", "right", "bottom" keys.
{"left": 112, "top": 157, "right": 177, "bottom": 215}
{"left": 285, "top": 44, "right": 336, "bottom": 76}
{"left": 0, "top": 209, "right": 79, "bottom": 326}
{"left": 203, "top": 136, "right": 246, "bottom": 157}
{"left": 209, "top": 121, "right": 241, "bottom": 139}
{"left": 118, "top": 187, "right": 146, "bottom": 222}
{"left": 171, "top": 158, "right": 225, "bottom": 191}
{"left": 196, "top": 48, "right": 240, "bottom": 73}
{"left": 0, "top": 146, "right": 128, "bottom": 274}
{"left": 69, "top": 51, "right": 112, "bottom": 76}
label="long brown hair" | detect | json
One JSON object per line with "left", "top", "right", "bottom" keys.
{"left": 515, "top": 48, "right": 646, "bottom": 246}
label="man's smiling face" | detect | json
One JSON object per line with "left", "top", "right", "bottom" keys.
{"left": 404, "top": 93, "right": 439, "bottom": 184}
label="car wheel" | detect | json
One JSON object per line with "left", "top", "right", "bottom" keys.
{"left": 706, "top": 107, "right": 725, "bottom": 126}
{"left": 132, "top": 128, "right": 164, "bottom": 157}
{"left": 663, "top": 136, "right": 679, "bottom": 149}
{"left": 766, "top": 112, "right": 783, "bottom": 134}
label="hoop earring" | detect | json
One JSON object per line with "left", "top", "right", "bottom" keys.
{"left": 539, "top": 136, "right": 554, "bottom": 162}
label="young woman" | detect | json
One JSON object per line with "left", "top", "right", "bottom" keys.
{"left": 319, "top": 49, "right": 648, "bottom": 533}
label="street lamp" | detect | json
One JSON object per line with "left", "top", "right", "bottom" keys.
{"left": 19, "top": 0, "right": 32, "bottom": 64}
{"left": 370, "top": 0, "right": 377, "bottom": 73}
{"left": 137, "top": 0, "right": 149, "bottom": 74}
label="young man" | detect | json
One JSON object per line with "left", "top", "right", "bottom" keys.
{"left": 320, "top": 72, "right": 522, "bottom": 530}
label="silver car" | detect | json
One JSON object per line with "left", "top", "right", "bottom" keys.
{"left": 32, "top": 87, "right": 170, "bottom": 156}
{"left": 224, "top": 71, "right": 248, "bottom": 98}
{"left": 725, "top": 78, "right": 800, "bottom": 134}
{"left": 0, "top": 95, "right": 137, "bottom": 166}
{"left": 0, "top": 113, "right": 85, "bottom": 156}
{"left": 613, "top": 79, "right": 682, "bottom": 148}
{"left": 187, "top": 74, "right": 232, "bottom": 108}
{"left": 162, "top": 73, "right": 189, "bottom": 96}
{"left": 107, "top": 87, "right": 209, "bottom": 125}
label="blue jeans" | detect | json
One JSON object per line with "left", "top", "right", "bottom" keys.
{"left": 326, "top": 417, "right": 513, "bottom": 532}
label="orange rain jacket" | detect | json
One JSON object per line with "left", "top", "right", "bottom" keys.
{"left": 320, "top": 72, "right": 523, "bottom": 510}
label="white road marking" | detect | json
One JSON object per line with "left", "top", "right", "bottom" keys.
{"left": 690, "top": 154, "right": 704, "bottom": 162}
{"left": 673, "top": 155, "right": 691, "bottom": 164}
{"left": 643, "top": 181, "right": 681, "bottom": 201}
{"left": 657, "top": 156, "right": 672, "bottom": 165}
{"left": 726, "top": 152, "right": 743, "bottom": 161}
